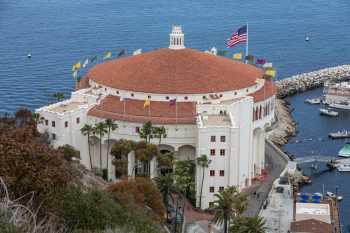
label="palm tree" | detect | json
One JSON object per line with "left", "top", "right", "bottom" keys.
{"left": 139, "top": 121, "right": 154, "bottom": 143}
{"left": 212, "top": 186, "right": 246, "bottom": 233}
{"left": 230, "top": 216, "right": 267, "bottom": 233}
{"left": 111, "top": 139, "right": 135, "bottom": 178}
{"left": 153, "top": 126, "right": 167, "bottom": 145}
{"left": 196, "top": 154, "right": 209, "bottom": 209}
{"left": 93, "top": 122, "right": 108, "bottom": 172}
{"left": 154, "top": 173, "right": 176, "bottom": 221}
{"left": 80, "top": 124, "right": 94, "bottom": 169}
{"left": 104, "top": 118, "right": 118, "bottom": 180}
{"left": 157, "top": 151, "right": 175, "bottom": 174}
{"left": 52, "top": 92, "right": 65, "bottom": 102}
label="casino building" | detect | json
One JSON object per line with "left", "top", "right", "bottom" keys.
{"left": 36, "top": 26, "right": 276, "bottom": 209}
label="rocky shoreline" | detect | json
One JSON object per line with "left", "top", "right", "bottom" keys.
{"left": 268, "top": 64, "right": 350, "bottom": 146}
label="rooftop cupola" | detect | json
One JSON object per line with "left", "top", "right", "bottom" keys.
{"left": 169, "top": 25, "right": 185, "bottom": 50}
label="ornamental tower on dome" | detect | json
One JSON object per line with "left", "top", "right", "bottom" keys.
{"left": 169, "top": 25, "right": 185, "bottom": 50}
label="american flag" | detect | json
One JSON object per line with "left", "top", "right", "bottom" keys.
{"left": 226, "top": 25, "right": 247, "bottom": 48}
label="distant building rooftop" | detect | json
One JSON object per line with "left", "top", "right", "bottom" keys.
{"left": 48, "top": 101, "right": 87, "bottom": 114}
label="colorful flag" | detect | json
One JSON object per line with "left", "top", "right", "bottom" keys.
{"left": 233, "top": 53, "right": 242, "bottom": 60}
{"left": 82, "top": 58, "right": 89, "bottom": 68}
{"left": 169, "top": 98, "right": 176, "bottom": 106}
{"left": 217, "top": 50, "right": 228, "bottom": 56}
{"left": 90, "top": 55, "right": 98, "bottom": 63}
{"left": 245, "top": 55, "right": 255, "bottom": 62}
{"left": 256, "top": 59, "right": 266, "bottom": 65}
{"left": 103, "top": 51, "right": 112, "bottom": 60}
{"left": 263, "top": 62, "right": 273, "bottom": 68}
{"left": 265, "top": 68, "right": 276, "bottom": 77}
{"left": 72, "top": 61, "right": 81, "bottom": 71}
{"left": 143, "top": 99, "right": 150, "bottom": 108}
{"left": 227, "top": 25, "right": 247, "bottom": 48}
{"left": 118, "top": 49, "right": 126, "bottom": 57}
{"left": 133, "top": 49, "right": 142, "bottom": 56}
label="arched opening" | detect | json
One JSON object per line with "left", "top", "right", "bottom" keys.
{"left": 177, "top": 145, "right": 196, "bottom": 161}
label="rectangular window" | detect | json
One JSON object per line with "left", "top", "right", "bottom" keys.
{"left": 209, "top": 202, "right": 214, "bottom": 208}
{"left": 220, "top": 170, "right": 225, "bottom": 176}
{"left": 51, "top": 121, "right": 55, "bottom": 127}
{"left": 135, "top": 127, "right": 140, "bottom": 133}
{"left": 210, "top": 149, "right": 215, "bottom": 156}
{"left": 220, "top": 136, "right": 226, "bottom": 142}
{"left": 210, "top": 136, "right": 216, "bottom": 142}
{"left": 52, "top": 133, "right": 56, "bottom": 140}
{"left": 64, "top": 121, "right": 68, "bottom": 128}
{"left": 76, "top": 117, "right": 80, "bottom": 124}
{"left": 220, "top": 149, "right": 225, "bottom": 156}
{"left": 45, "top": 120, "right": 48, "bottom": 126}
{"left": 209, "top": 187, "right": 215, "bottom": 193}
{"left": 219, "top": 186, "right": 224, "bottom": 192}
{"left": 210, "top": 170, "right": 215, "bottom": 176}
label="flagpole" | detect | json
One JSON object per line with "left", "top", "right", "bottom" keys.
{"left": 245, "top": 23, "right": 249, "bottom": 64}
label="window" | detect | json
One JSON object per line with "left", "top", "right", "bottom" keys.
{"left": 202, "top": 96, "right": 206, "bottom": 100}
{"left": 210, "top": 149, "right": 215, "bottom": 156}
{"left": 105, "top": 88, "right": 107, "bottom": 91}
{"left": 116, "top": 91, "right": 119, "bottom": 94}
{"left": 45, "top": 120, "right": 48, "bottom": 126}
{"left": 184, "top": 96, "right": 188, "bottom": 100}
{"left": 210, "top": 170, "right": 215, "bottom": 176}
{"left": 209, "top": 202, "right": 214, "bottom": 208}
{"left": 210, "top": 136, "right": 216, "bottom": 142}
{"left": 220, "top": 149, "right": 225, "bottom": 156}
{"left": 76, "top": 117, "right": 80, "bottom": 124}
{"left": 52, "top": 133, "right": 56, "bottom": 140}
{"left": 246, "top": 88, "right": 249, "bottom": 92}
{"left": 209, "top": 187, "right": 215, "bottom": 193}
{"left": 51, "top": 121, "right": 55, "bottom": 127}
{"left": 64, "top": 121, "right": 68, "bottom": 128}
{"left": 166, "top": 96, "right": 169, "bottom": 100}
{"left": 220, "top": 170, "right": 225, "bottom": 176}
{"left": 135, "top": 127, "right": 140, "bottom": 133}
{"left": 234, "top": 92, "right": 237, "bottom": 95}
{"left": 219, "top": 187, "right": 224, "bottom": 192}
{"left": 220, "top": 136, "right": 226, "bottom": 142}
{"left": 131, "top": 93, "right": 134, "bottom": 97}
{"left": 148, "top": 95, "right": 151, "bottom": 99}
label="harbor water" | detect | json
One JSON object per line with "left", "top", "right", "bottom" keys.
{"left": 1, "top": 0, "right": 350, "bottom": 229}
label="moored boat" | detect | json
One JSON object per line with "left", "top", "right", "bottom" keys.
{"left": 337, "top": 163, "right": 350, "bottom": 172}
{"left": 305, "top": 98, "right": 321, "bottom": 104}
{"left": 328, "top": 130, "right": 350, "bottom": 139}
{"left": 319, "top": 108, "right": 338, "bottom": 117}
{"left": 338, "top": 143, "right": 350, "bottom": 158}
{"left": 329, "top": 101, "right": 350, "bottom": 110}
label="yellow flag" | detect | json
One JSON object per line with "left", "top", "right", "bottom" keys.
{"left": 265, "top": 68, "right": 276, "bottom": 77}
{"left": 233, "top": 53, "right": 242, "bottom": 60}
{"left": 72, "top": 61, "right": 81, "bottom": 71}
{"left": 103, "top": 51, "right": 112, "bottom": 60}
{"left": 143, "top": 99, "right": 150, "bottom": 108}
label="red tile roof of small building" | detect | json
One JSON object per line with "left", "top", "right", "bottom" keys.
{"left": 290, "top": 219, "right": 333, "bottom": 233}
{"left": 88, "top": 95, "right": 197, "bottom": 124}
{"left": 249, "top": 79, "right": 276, "bottom": 102}
{"left": 87, "top": 48, "right": 263, "bottom": 94}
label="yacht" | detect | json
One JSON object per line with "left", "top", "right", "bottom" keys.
{"left": 337, "top": 164, "right": 350, "bottom": 172}
{"left": 328, "top": 130, "right": 350, "bottom": 139}
{"left": 329, "top": 101, "right": 350, "bottom": 110}
{"left": 319, "top": 108, "right": 338, "bottom": 117}
{"left": 305, "top": 98, "right": 321, "bottom": 104}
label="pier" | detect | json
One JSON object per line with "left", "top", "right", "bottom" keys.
{"left": 276, "top": 65, "right": 350, "bottom": 98}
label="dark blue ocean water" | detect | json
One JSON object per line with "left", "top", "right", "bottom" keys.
{"left": 1, "top": 0, "right": 350, "bottom": 229}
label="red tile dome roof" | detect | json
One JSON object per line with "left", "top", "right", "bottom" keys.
{"left": 87, "top": 48, "right": 263, "bottom": 94}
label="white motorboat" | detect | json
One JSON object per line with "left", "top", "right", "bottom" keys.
{"left": 319, "top": 108, "right": 338, "bottom": 117}
{"left": 305, "top": 98, "right": 321, "bottom": 104}
{"left": 329, "top": 102, "right": 350, "bottom": 110}
{"left": 326, "top": 191, "right": 336, "bottom": 198}
{"left": 329, "top": 130, "right": 350, "bottom": 139}
{"left": 337, "top": 164, "right": 350, "bottom": 172}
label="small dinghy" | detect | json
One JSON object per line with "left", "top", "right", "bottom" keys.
{"left": 320, "top": 108, "right": 338, "bottom": 117}
{"left": 305, "top": 36, "right": 310, "bottom": 42}
{"left": 326, "top": 191, "right": 336, "bottom": 198}
{"left": 27, "top": 53, "right": 32, "bottom": 58}
{"left": 305, "top": 98, "right": 320, "bottom": 104}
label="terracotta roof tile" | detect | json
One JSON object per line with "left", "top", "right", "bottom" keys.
{"left": 88, "top": 96, "right": 197, "bottom": 124}
{"left": 290, "top": 219, "right": 333, "bottom": 233}
{"left": 88, "top": 48, "right": 263, "bottom": 94}
{"left": 249, "top": 79, "right": 276, "bottom": 102}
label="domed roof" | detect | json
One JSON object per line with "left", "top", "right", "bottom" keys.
{"left": 88, "top": 48, "right": 263, "bottom": 94}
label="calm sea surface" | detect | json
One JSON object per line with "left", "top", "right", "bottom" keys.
{"left": 1, "top": 0, "right": 350, "bottom": 229}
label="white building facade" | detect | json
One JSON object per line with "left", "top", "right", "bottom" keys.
{"left": 36, "top": 26, "right": 276, "bottom": 209}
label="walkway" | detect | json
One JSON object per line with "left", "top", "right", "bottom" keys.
{"left": 243, "top": 140, "right": 288, "bottom": 217}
